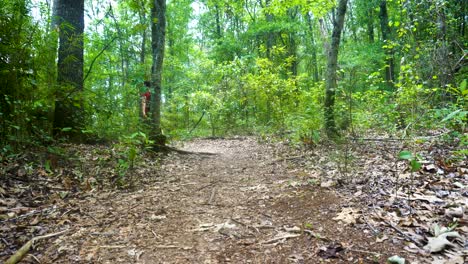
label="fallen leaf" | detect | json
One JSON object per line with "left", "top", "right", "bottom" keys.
{"left": 320, "top": 180, "right": 335, "bottom": 188}
{"left": 317, "top": 243, "right": 344, "bottom": 259}
{"left": 412, "top": 193, "right": 444, "bottom": 203}
{"left": 423, "top": 231, "right": 462, "bottom": 253}
{"left": 333, "top": 208, "right": 360, "bottom": 225}
{"left": 424, "top": 164, "right": 437, "bottom": 172}
{"left": 376, "top": 235, "right": 388, "bottom": 243}
{"left": 444, "top": 207, "right": 464, "bottom": 218}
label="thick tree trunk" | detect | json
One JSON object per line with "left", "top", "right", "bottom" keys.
{"left": 324, "top": 0, "right": 347, "bottom": 138}
{"left": 150, "top": 0, "right": 166, "bottom": 145}
{"left": 53, "top": 0, "right": 84, "bottom": 140}
{"left": 379, "top": 0, "right": 395, "bottom": 88}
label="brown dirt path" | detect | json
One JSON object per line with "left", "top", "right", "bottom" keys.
{"left": 37, "top": 137, "right": 406, "bottom": 263}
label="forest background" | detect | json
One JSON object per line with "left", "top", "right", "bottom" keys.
{"left": 0, "top": 0, "right": 466, "bottom": 154}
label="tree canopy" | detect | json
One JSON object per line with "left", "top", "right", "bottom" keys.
{"left": 0, "top": 0, "right": 466, "bottom": 150}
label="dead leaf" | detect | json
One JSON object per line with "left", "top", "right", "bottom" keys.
{"left": 333, "top": 208, "right": 361, "bottom": 225}
{"left": 376, "top": 235, "right": 388, "bottom": 243}
{"left": 317, "top": 243, "right": 344, "bottom": 259}
{"left": 431, "top": 255, "right": 465, "bottom": 264}
{"left": 320, "top": 180, "right": 335, "bottom": 188}
{"left": 412, "top": 193, "right": 444, "bottom": 203}
{"left": 424, "top": 164, "right": 437, "bottom": 173}
{"left": 423, "top": 231, "right": 462, "bottom": 253}
{"left": 444, "top": 207, "right": 464, "bottom": 218}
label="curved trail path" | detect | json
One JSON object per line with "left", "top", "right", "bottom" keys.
{"left": 43, "top": 138, "right": 397, "bottom": 263}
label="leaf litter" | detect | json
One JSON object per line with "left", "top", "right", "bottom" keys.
{"left": 0, "top": 133, "right": 466, "bottom": 263}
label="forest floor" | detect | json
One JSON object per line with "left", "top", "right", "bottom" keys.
{"left": 1, "top": 135, "right": 467, "bottom": 263}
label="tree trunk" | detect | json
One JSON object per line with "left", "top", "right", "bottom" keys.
{"left": 287, "top": 8, "right": 298, "bottom": 77}
{"left": 324, "top": 0, "right": 348, "bottom": 138}
{"left": 379, "top": 0, "right": 395, "bottom": 88}
{"left": 306, "top": 13, "right": 320, "bottom": 82}
{"left": 53, "top": 0, "right": 84, "bottom": 140}
{"left": 264, "top": 0, "right": 274, "bottom": 59}
{"left": 367, "top": 8, "right": 374, "bottom": 43}
{"left": 150, "top": 0, "right": 166, "bottom": 146}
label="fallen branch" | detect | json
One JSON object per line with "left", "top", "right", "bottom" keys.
{"left": 196, "top": 180, "right": 220, "bottom": 191}
{"left": 304, "top": 229, "right": 328, "bottom": 241}
{"left": 5, "top": 229, "right": 70, "bottom": 264}
{"left": 259, "top": 233, "right": 301, "bottom": 245}
{"left": 346, "top": 248, "right": 381, "bottom": 256}
{"left": 379, "top": 217, "right": 424, "bottom": 247}
{"left": 154, "top": 245, "right": 192, "bottom": 250}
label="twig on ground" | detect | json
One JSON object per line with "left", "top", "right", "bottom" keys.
{"left": 362, "top": 216, "right": 380, "bottom": 235}
{"left": 259, "top": 233, "right": 301, "bottom": 245}
{"left": 196, "top": 180, "right": 220, "bottom": 191}
{"left": 378, "top": 216, "right": 424, "bottom": 247}
{"left": 304, "top": 229, "right": 326, "bottom": 239}
{"left": 208, "top": 188, "right": 217, "bottom": 204}
{"left": 346, "top": 248, "right": 381, "bottom": 256}
{"left": 99, "top": 245, "right": 126, "bottom": 249}
{"left": 5, "top": 229, "right": 70, "bottom": 264}
{"left": 154, "top": 245, "right": 193, "bottom": 250}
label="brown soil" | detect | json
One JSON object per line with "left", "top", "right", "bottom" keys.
{"left": 14, "top": 137, "right": 407, "bottom": 263}
{"left": 4, "top": 136, "right": 466, "bottom": 263}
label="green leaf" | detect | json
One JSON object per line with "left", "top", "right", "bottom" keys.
{"left": 442, "top": 109, "right": 461, "bottom": 122}
{"left": 398, "top": 151, "right": 413, "bottom": 160}
{"left": 45, "top": 159, "right": 52, "bottom": 173}
{"left": 460, "top": 79, "right": 466, "bottom": 91}
{"left": 410, "top": 159, "right": 422, "bottom": 172}
{"left": 61, "top": 127, "right": 72, "bottom": 132}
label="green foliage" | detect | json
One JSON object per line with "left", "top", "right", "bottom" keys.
{"left": 1, "top": 0, "right": 466, "bottom": 154}
{"left": 398, "top": 150, "right": 422, "bottom": 172}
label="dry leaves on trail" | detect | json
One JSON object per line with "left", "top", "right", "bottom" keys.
{"left": 333, "top": 207, "right": 361, "bottom": 225}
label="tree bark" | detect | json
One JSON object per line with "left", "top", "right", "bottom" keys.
{"left": 53, "top": 0, "right": 84, "bottom": 140}
{"left": 324, "top": 0, "right": 348, "bottom": 138}
{"left": 150, "top": 0, "right": 166, "bottom": 146}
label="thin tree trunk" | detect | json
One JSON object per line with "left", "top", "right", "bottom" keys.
{"left": 379, "top": 0, "right": 395, "bottom": 88}
{"left": 265, "top": 0, "right": 274, "bottom": 59}
{"left": 150, "top": 0, "right": 166, "bottom": 145}
{"left": 367, "top": 9, "right": 374, "bottom": 43}
{"left": 324, "top": 0, "right": 348, "bottom": 137}
{"left": 306, "top": 13, "right": 320, "bottom": 82}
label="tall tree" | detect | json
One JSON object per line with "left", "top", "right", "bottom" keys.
{"left": 324, "top": 0, "right": 348, "bottom": 137}
{"left": 53, "top": 0, "right": 85, "bottom": 139}
{"left": 379, "top": 0, "right": 394, "bottom": 87}
{"left": 150, "top": 0, "right": 166, "bottom": 145}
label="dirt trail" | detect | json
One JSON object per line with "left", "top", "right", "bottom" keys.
{"left": 37, "top": 138, "right": 403, "bottom": 263}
